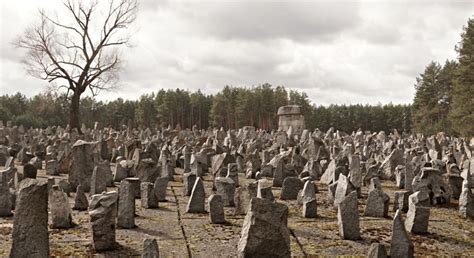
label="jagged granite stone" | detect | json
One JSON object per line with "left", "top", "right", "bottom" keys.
{"left": 186, "top": 177, "right": 206, "bottom": 213}
{"left": 337, "top": 191, "right": 360, "bottom": 240}
{"left": 89, "top": 191, "right": 118, "bottom": 251}
{"left": 73, "top": 185, "right": 89, "bottom": 211}
{"left": 49, "top": 185, "right": 73, "bottom": 229}
{"left": 142, "top": 237, "right": 159, "bottom": 258}
{"left": 280, "top": 177, "right": 303, "bottom": 200}
{"left": 367, "top": 243, "right": 387, "bottom": 258}
{"left": 117, "top": 180, "right": 135, "bottom": 228}
{"left": 10, "top": 179, "right": 49, "bottom": 258}
{"left": 141, "top": 182, "right": 158, "bottom": 209}
{"left": 364, "top": 188, "right": 390, "bottom": 217}
{"left": 237, "top": 198, "right": 290, "bottom": 257}
{"left": 390, "top": 209, "right": 414, "bottom": 258}
{"left": 208, "top": 194, "right": 225, "bottom": 224}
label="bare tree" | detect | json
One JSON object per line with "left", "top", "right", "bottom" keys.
{"left": 16, "top": 0, "right": 138, "bottom": 132}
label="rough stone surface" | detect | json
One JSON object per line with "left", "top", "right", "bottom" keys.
{"left": 302, "top": 198, "right": 317, "bottom": 218}
{"left": 237, "top": 197, "right": 290, "bottom": 257}
{"left": 337, "top": 191, "right": 360, "bottom": 240}
{"left": 49, "top": 185, "right": 73, "bottom": 229}
{"left": 73, "top": 185, "right": 89, "bottom": 211}
{"left": 154, "top": 177, "right": 169, "bottom": 202}
{"left": 334, "top": 174, "right": 355, "bottom": 208}
{"left": 69, "top": 140, "right": 96, "bottom": 191}
{"left": 186, "top": 177, "right": 206, "bottom": 213}
{"left": 89, "top": 191, "right": 118, "bottom": 251}
{"left": 0, "top": 171, "right": 12, "bottom": 216}
{"left": 364, "top": 188, "right": 390, "bottom": 217}
{"left": 405, "top": 192, "right": 430, "bottom": 234}
{"left": 234, "top": 183, "right": 257, "bottom": 215}
{"left": 117, "top": 180, "right": 136, "bottom": 228}
{"left": 349, "top": 154, "right": 362, "bottom": 188}
{"left": 114, "top": 161, "right": 129, "bottom": 182}
{"left": 141, "top": 182, "right": 158, "bottom": 209}
{"left": 227, "top": 163, "right": 239, "bottom": 186}
{"left": 142, "top": 237, "right": 159, "bottom": 258}
{"left": 90, "top": 164, "right": 108, "bottom": 195}
{"left": 46, "top": 159, "right": 58, "bottom": 176}
{"left": 208, "top": 194, "right": 225, "bottom": 224}
{"left": 367, "top": 243, "right": 387, "bottom": 258}
{"left": 183, "top": 172, "right": 196, "bottom": 196}
{"left": 257, "top": 179, "right": 275, "bottom": 201}
{"left": 390, "top": 209, "right": 414, "bottom": 258}
{"left": 459, "top": 177, "right": 474, "bottom": 218}
{"left": 298, "top": 180, "right": 316, "bottom": 205}
{"left": 23, "top": 163, "right": 37, "bottom": 179}
{"left": 136, "top": 159, "right": 159, "bottom": 183}
{"left": 215, "top": 177, "right": 236, "bottom": 206}
{"left": 280, "top": 177, "right": 303, "bottom": 200}
{"left": 393, "top": 190, "right": 410, "bottom": 212}
{"left": 10, "top": 179, "right": 49, "bottom": 258}
{"left": 125, "top": 177, "right": 141, "bottom": 198}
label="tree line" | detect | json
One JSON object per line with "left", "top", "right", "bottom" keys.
{"left": 412, "top": 18, "right": 474, "bottom": 136}
{"left": 0, "top": 85, "right": 412, "bottom": 134}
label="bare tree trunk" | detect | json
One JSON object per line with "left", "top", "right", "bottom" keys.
{"left": 70, "top": 92, "right": 81, "bottom": 133}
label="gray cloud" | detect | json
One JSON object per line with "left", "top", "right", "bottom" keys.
{"left": 183, "top": 1, "right": 361, "bottom": 41}
{"left": 1, "top": 0, "right": 473, "bottom": 106}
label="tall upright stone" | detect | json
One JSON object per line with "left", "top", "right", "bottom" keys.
{"left": 390, "top": 209, "right": 414, "bottom": 258}
{"left": 154, "top": 177, "right": 169, "bottom": 202}
{"left": 117, "top": 180, "right": 135, "bottom": 228}
{"left": 0, "top": 171, "right": 12, "bottom": 217}
{"left": 114, "top": 161, "right": 129, "bottom": 182}
{"left": 90, "top": 164, "right": 108, "bottom": 195}
{"left": 141, "top": 182, "right": 158, "bottom": 209}
{"left": 215, "top": 177, "right": 236, "bottom": 206}
{"left": 73, "top": 185, "right": 89, "bottom": 211}
{"left": 364, "top": 188, "right": 390, "bottom": 217}
{"left": 183, "top": 172, "right": 196, "bottom": 196}
{"left": 183, "top": 146, "right": 192, "bottom": 173}
{"left": 405, "top": 191, "right": 430, "bottom": 234}
{"left": 349, "top": 154, "right": 363, "bottom": 191}
{"left": 337, "top": 191, "right": 361, "bottom": 240}
{"left": 280, "top": 177, "right": 303, "bottom": 200}
{"left": 46, "top": 159, "right": 58, "bottom": 176}
{"left": 257, "top": 179, "right": 275, "bottom": 201}
{"left": 186, "top": 177, "right": 206, "bottom": 213}
{"left": 208, "top": 194, "right": 225, "bottom": 224}
{"left": 136, "top": 158, "right": 159, "bottom": 183}
{"left": 89, "top": 191, "right": 118, "bottom": 251}
{"left": 334, "top": 174, "right": 355, "bottom": 208}
{"left": 237, "top": 197, "right": 290, "bottom": 257}
{"left": 69, "top": 140, "right": 96, "bottom": 192}
{"left": 459, "top": 172, "right": 474, "bottom": 218}
{"left": 227, "top": 163, "right": 239, "bottom": 186}
{"left": 234, "top": 182, "right": 258, "bottom": 215}
{"left": 10, "top": 179, "right": 49, "bottom": 258}
{"left": 23, "top": 163, "right": 37, "bottom": 179}
{"left": 49, "top": 185, "right": 73, "bottom": 229}
{"left": 142, "top": 237, "right": 159, "bottom": 258}
{"left": 405, "top": 162, "right": 414, "bottom": 192}
{"left": 393, "top": 190, "right": 410, "bottom": 213}
{"left": 272, "top": 159, "right": 285, "bottom": 187}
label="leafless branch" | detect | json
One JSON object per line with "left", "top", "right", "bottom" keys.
{"left": 16, "top": 0, "right": 137, "bottom": 96}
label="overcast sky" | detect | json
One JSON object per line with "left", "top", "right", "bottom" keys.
{"left": 0, "top": 0, "right": 472, "bottom": 105}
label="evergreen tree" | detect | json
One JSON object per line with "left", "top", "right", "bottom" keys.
{"left": 450, "top": 18, "right": 474, "bottom": 136}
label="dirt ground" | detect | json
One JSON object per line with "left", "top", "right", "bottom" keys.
{"left": 0, "top": 165, "right": 473, "bottom": 257}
